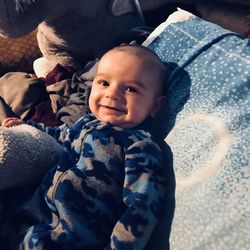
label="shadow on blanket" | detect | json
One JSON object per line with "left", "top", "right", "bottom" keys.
{"left": 146, "top": 63, "right": 191, "bottom": 250}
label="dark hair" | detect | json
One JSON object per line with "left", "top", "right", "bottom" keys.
{"left": 108, "top": 44, "right": 167, "bottom": 95}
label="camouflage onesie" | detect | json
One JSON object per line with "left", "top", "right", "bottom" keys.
{"left": 7, "top": 113, "right": 166, "bottom": 249}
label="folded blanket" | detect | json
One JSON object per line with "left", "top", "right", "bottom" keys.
{"left": 0, "top": 124, "right": 62, "bottom": 190}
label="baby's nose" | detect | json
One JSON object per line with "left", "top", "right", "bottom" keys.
{"left": 106, "top": 87, "right": 122, "bottom": 100}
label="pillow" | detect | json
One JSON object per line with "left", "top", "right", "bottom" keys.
{"left": 0, "top": 124, "right": 62, "bottom": 190}
{"left": 0, "top": 30, "right": 41, "bottom": 75}
{"left": 144, "top": 9, "right": 250, "bottom": 250}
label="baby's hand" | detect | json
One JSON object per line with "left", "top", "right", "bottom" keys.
{"left": 1, "top": 117, "right": 25, "bottom": 127}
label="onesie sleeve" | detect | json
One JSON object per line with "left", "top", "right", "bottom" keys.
{"left": 0, "top": 0, "right": 67, "bottom": 37}
{"left": 27, "top": 120, "right": 70, "bottom": 145}
{"left": 105, "top": 139, "right": 166, "bottom": 250}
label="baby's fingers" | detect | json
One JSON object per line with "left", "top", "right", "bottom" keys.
{"left": 2, "top": 117, "right": 24, "bottom": 127}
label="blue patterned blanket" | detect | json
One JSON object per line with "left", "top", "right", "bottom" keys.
{"left": 146, "top": 16, "right": 250, "bottom": 250}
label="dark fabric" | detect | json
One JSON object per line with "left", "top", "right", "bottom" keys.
{"left": 0, "top": 72, "right": 46, "bottom": 121}
{"left": 196, "top": 1, "right": 250, "bottom": 37}
{"left": 0, "top": 97, "right": 20, "bottom": 124}
{"left": 31, "top": 64, "right": 75, "bottom": 126}
{"left": 56, "top": 60, "right": 97, "bottom": 126}
{"left": 0, "top": 61, "right": 95, "bottom": 127}
{"left": 0, "top": 0, "right": 144, "bottom": 68}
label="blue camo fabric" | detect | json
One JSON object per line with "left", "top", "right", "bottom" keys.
{"left": 146, "top": 16, "right": 250, "bottom": 249}
{"left": 7, "top": 113, "right": 166, "bottom": 249}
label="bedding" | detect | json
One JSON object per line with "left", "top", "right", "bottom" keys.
{"left": 0, "top": 7, "right": 249, "bottom": 250}
{"left": 0, "top": 72, "right": 46, "bottom": 123}
{"left": 0, "top": 124, "right": 62, "bottom": 190}
{"left": 144, "top": 9, "right": 250, "bottom": 250}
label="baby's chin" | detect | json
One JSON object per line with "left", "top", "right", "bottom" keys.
{"left": 93, "top": 111, "right": 143, "bottom": 129}
{"left": 99, "top": 117, "right": 139, "bottom": 129}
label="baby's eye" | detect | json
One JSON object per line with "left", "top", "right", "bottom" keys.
{"left": 125, "top": 86, "right": 137, "bottom": 93}
{"left": 98, "top": 81, "right": 110, "bottom": 86}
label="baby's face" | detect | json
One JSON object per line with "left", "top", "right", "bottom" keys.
{"left": 89, "top": 50, "right": 164, "bottom": 128}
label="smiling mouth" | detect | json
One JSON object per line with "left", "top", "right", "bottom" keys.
{"left": 100, "top": 105, "right": 126, "bottom": 113}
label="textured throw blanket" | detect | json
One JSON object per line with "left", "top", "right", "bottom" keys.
{"left": 0, "top": 124, "right": 62, "bottom": 190}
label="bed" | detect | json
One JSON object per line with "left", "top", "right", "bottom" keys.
{"left": 0, "top": 5, "right": 249, "bottom": 250}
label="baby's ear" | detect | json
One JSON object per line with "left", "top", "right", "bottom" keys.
{"left": 150, "top": 96, "right": 166, "bottom": 117}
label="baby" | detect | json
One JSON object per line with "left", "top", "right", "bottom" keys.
{"left": 1, "top": 44, "right": 167, "bottom": 250}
